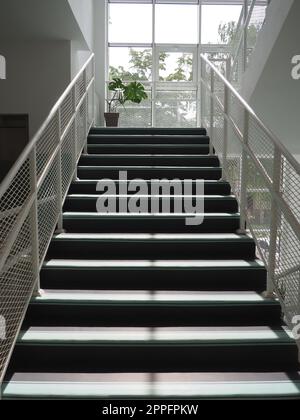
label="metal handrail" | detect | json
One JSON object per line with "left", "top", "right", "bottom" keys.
{"left": 201, "top": 54, "right": 300, "bottom": 174}
{"left": 201, "top": 53, "right": 300, "bottom": 335}
{"left": 0, "top": 54, "right": 94, "bottom": 199}
{"left": 0, "top": 54, "right": 95, "bottom": 389}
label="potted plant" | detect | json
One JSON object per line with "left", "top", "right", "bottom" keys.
{"left": 105, "top": 78, "right": 148, "bottom": 127}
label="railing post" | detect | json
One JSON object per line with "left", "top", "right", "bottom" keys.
{"left": 55, "top": 110, "right": 65, "bottom": 234}
{"left": 237, "top": 110, "right": 249, "bottom": 234}
{"left": 72, "top": 85, "right": 79, "bottom": 182}
{"left": 265, "top": 147, "right": 282, "bottom": 298}
{"left": 243, "top": 0, "right": 248, "bottom": 73}
{"left": 222, "top": 59, "right": 231, "bottom": 181}
{"left": 29, "top": 147, "right": 40, "bottom": 296}
{"left": 200, "top": 59, "right": 205, "bottom": 128}
{"left": 209, "top": 68, "right": 215, "bottom": 155}
{"left": 83, "top": 69, "right": 88, "bottom": 155}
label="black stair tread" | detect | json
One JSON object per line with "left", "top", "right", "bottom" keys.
{"left": 78, "top": 165, "right": 219, "bottom": 170}
{"left": 51, "top": 232, "right": 253, "bottom": 243}
{"left": 8, "top": 325, "right": 298, "bottom": 373}
{"left": 87, "top": 144, "right": 211, "bottom": 155}
{"left": 31, "top": 290, "right": 278, "bottom": 306}
{"left": 4, "top": 371, "right": 300, "bottom": 400}
{"left": 41, "top": 259, "right": 267, "bottom": 292}
{"left": 61, "top": 213, "right": 240, "bottom": 234}
{"left": 47, "top": 233, "right": 256, "bottom": 259}
{"left": 64, "top": 195, "right": 239, "bottom": 214}
{"left": 87, "top": 137, "right": 210, "bottom": 145}
{"left": 17, "top": 326, "right": 295, "bottom": 345}
{"left": 79, "top": 155, "right": 220, "bottom": 167}
{"left": 63, "top": 212, "right": 240, "bottom": 218}
{"left": 77, "top": 166, "right": 222, "bottom": 179}
{"left": 89, "top": 127, "right": 207, "bottom": 135}
{"left": 43, "top": 259, "right": 266, "bottom": 270}
{"left": 69, "top": 179, "right": 232, "bottom": 195}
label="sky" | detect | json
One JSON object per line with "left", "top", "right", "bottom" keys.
{"left": 108, "top": 4, "right": 243, "bottom": 74}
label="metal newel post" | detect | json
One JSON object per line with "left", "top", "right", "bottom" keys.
{"left": 29, "top": 147, "right": 40, "bottom": 295}
{"left": 56, "top": 110, "right": 65, "bottom": 234}
{"left": 222, "top": 59, "right": 231, "bottom": 181}
{"left": 265, "top": 147, "right": 282, "bottom": 298}
{"left": 83, "top": 69, "right": 88, "bottom": 155}
{"left": 243, "top": 0, "right": 248, "bottom": 73}
{"left": 72, "top": 85, "right": 79, "bottom": 182}
{"left": 209, "top": 68, "right": 215, "bottom": 155}
{"left": 237, "top": 109, "right": 249, "bottom": 234}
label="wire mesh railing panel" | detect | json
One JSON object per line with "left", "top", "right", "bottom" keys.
{"left": 0, "top": 212, "right": 35, "bottom": 378}
{"left": 248, "top": 115, "right": 275, "bottom": 181}
{"left": 246, "top": 159, "right": 272, "bottom": 265}
{"left": 274, "top": 213, "right": 300, "bottom": 324}
{"left": 37, "top": 156, "right": 60, "bottom": 261}
{"left": 200, "top": 54, "right": 300, "bottom": 337}
{"left": 0, "top": 55, "right": 94, "bottom": 385}
{"left": 76, "top": 101, "right": 87, "bottom": 156}
{"left": 36, "top": 115, "right": 59, "bottom": 179}
{"left": 228, "top": 90, "right": 244, "bottom": 134}
{"left": 61, "top": 123, "right": 76, "bottom": 200}
{"left": 212, "top": 100, "right": 225, "bottom": 167}
{"left": 75, "top": 73, "right": 86, "bottom": 107}
{"left": 226, "top": 126, "right": 243, "bottom": 201}
{"left": 275, "top": 214, "right": 300, "bottom": 279}
{"left": 87, "top": 82, "right": 94, "bottom": 129}
{"left": 281, "top": 156, "right": 300, "bottom": 225}
{"left": 0, "top": 159, "right": 31, "bottom": 249}
{"left": 60, "top": 90, "right": 74, "bottom": 135}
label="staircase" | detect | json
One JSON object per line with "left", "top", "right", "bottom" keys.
{"left": 3, "top": 128, "right": 300, "bottom": 400}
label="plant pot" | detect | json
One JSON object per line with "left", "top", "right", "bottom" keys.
{"left": 104, "top": 113, "right": 120, "bottom": 127}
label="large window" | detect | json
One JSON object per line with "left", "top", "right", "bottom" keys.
{"left": 107, "top": 0, "right": 245, "bottom": 127}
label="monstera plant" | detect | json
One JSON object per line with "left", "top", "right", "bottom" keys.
{"left": 105, "top": 78, "right": 148, "bottom": 127}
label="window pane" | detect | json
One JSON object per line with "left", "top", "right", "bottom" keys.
{"left": 109, "top": 47, "right": 152, "bottom": 81}
{"left": 155, "top": 90, "right": 197, "bottom": 128}
{"left": 109, "top": 4, "right": 152, "bottom": 43}
{"left": 159, "top": 52, "right": 194, "bottom": 82}
{"left": 155, "top": 5, "right": 198, "bottom": 44}
{"left": 118, "top": 89, "right": 152, "bottom": 128}
{"left": 201, "top": 5, "right": 242, "bottom": 45}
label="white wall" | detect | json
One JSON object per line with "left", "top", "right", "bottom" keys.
{"left": 0, "top": 41, "right": 71, "bottom": 137}
{"left": 68, "top": 0, "right": 94, "bottom": 50}
{"left": 71, "top": 41, "right": 93, "bottom": 77}
{"left": 242, "top": 0, "right": 300, "bottom": 159}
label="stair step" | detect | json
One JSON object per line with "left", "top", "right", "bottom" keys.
{"left": 69, "top": 180, "right": 232, "bottom": 196}
{"left": 4, "top": 372, "right": 300, "bottom": 400}
{"left": 88, "top": 135, "right": 210, "bottom": 145}
{"left": 62, "top": 213, "right": 240, "bottom": 234}
{"left": 88, "top": 144, "right": 211, "bottom": 155}
{"left": 64, "top": 195, "right": 239, "bottom": 213}
{"left": 47, "top": 233, "right": 256, "bottom": 260}
{"left": 89, "top": 127, "right": 207, "bottom": 136}
{"left": 23, "top": 291, "right": 281, "bottom": 327}
{"left": 79, "top": 155, "right": 220, "bottom": 167}
{"left": 41, "top": 259, "right": 267, "bottom": 292}
{"left": 7, "top": 327, "right": 297, "bottom": 373}
{"left": 77, "top": 166, "right": 222, "bottom": 180}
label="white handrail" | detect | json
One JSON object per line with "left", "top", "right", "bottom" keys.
{"left": 201, "top": 54, "right": 300, "bottom": 174}
{"left": 0, "top": 54, "right": 95, "bottom": 387}
{"left": 201, "top": 54, "right": 300, "bottom": 336}
{"left": 0, "top": 55, "right": 94, "bottom": 200}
